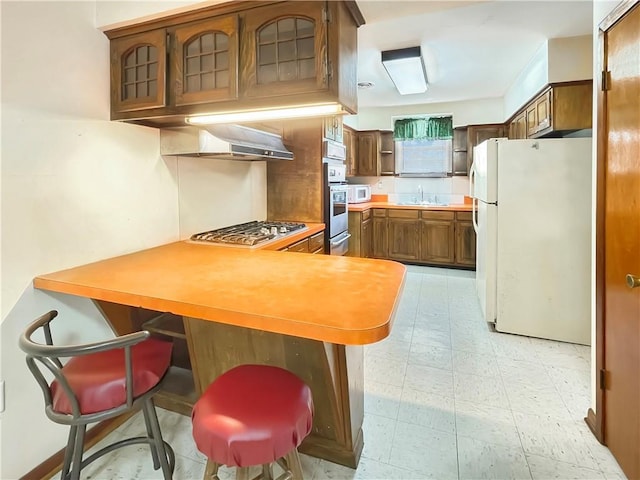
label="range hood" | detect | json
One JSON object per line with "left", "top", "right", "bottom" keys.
{"left": 159, "top": 124, "right": 294, "bottom": 160}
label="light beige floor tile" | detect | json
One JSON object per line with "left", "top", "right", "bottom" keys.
{"left": 452, "top": 349, "right": 500, "bottom": 377}
{"left": 388, "top": 323, "right": 414, "bottom": 344}
{"left": 526, "top": 454, "right": 605, "bottom": 479}
{"left": 450, "top": 330, "right": 495, "bottom": 355}
{"left": 403, "top": 363, "right": 454, "bottom": 397}
{"left": 365, "top": 337, "right": 411, "bottom": 364}
{"left": 457, "top": 436, "right": 532, "bottom": 480}
{"left": 497, "top": 358, "right": 554, "bottom": 389}
{"left": 365, "top": 354, "right": 407, "bottom": 387}
{"left": 453, "top": 372, "right": 509, "bottom": 409}
{"left": 398, "top": 387, "right": 455, "bottom": 433}
{"left": 514, "top": 411, "right": 600, "bottom": 470}
{"left": 364, "top": 380, "right": 402, "bottom": 420}
{"left": 408, "top": 342, "right": 453, "bottom": 370}
{"left": 412, "top": 325, "right": 452, "bottom": 349}
{"left": 388, "top": 420, "right": 458, "bottom": 479}
{"left": 360, "top": 413, "right": 397, "bottom": 463}
{"left": 455, "top": 400, "right": 520, "bottom": 447}
{"left": 505, "top": 381, "right": 572, "bottom": 420}
{"left": 312, "top": 456, "right": 418, "bottom": 480}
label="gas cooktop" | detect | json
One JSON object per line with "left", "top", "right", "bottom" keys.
{"left": 190, "top": 221, "right": 307, "bottom": 246}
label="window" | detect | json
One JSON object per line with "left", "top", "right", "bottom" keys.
{"left": 394, "top": 116, "right": 453, "bottom": 177}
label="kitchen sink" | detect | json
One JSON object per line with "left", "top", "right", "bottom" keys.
{"left": 396, "top": 201, "right": 450, "bottom": 206}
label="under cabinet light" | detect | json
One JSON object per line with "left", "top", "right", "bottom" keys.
{"left": 381, "top": 46, "right": 428, "bottom": 95}
{"left": 186, "top": 104, "right": 345, "bottom": 125}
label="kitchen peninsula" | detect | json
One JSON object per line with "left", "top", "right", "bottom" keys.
{"left": 33, "top": 238, "right": 406, "bottom": 468}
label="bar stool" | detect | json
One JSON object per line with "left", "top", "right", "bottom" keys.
{"left": 191, "top": 364, "right": 314, "bottom": 480}
{"left": 19, "top": 310, "right": 176, "bottom": 480}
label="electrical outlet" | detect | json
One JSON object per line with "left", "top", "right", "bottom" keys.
{"left": 0, "top": 380, "right": 4, "bottom": 413}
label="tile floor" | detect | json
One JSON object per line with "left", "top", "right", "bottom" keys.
{"left": 72, "top": 266, "right": 627, "bottom": 480}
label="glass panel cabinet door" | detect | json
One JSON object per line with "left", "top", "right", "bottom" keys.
{"left": 111, "top": 29, "right": 167, "bottom": 114}
{"left": 173, "top": 15, "right": 238, "bottom": 106}
{"left": 241, "top": 2, "right": 328, "bottom": 98}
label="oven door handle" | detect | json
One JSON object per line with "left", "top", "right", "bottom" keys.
{"left": 330, "top": 233, "right": 351, "bottom": 247}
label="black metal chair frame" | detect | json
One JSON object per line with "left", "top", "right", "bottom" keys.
{"left": 19, "top": 310, "right": 175, "bottom": 480}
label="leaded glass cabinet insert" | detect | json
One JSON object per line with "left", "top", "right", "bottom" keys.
{"left": 122, "top": 45, "right": 158, "bottom": 100}
{"left": 184, "top": 32, "right": 229, "bottom": 93}
{"left": 257, "top": 17, "right": 315, "bottom": 84}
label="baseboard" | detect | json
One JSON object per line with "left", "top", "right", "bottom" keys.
{"left": 19, "top": 411, "right": 135, "bottom": 480}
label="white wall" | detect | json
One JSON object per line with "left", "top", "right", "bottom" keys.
{"left": 0, "top": 1, "right": 265, "bottom": 477}
{"left": 548, "top": 35, "right": 593, "bottom": 84}
{"left": 503, "top": 41, "right": 550, "bottom": 118}
{"left": 504, "top": 35, "right": 594, "bottom": 120}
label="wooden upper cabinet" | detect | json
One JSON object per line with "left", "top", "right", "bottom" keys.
{"left": 509, "top": 111, "right": 527, "bottom": 139}
{"left": 357, "top": 131, "right": 380, "bottom": 176}
{"left": 510, "top": 80, "right": 592, "bottom": 139}
{"left": 527, "top": 89, "right": 551, "bottom": 137}
{"left": 110, "top": 30, "right": 167, "bottom": 114}
{"left": 466, "top": 124, "right": 506, "bottom": 171}
{"left": 172, "top": 15, "right": 238, "bottom": 106}
{"left": 324, "top": 115, "right": 343, "bottom": 143}
{"left": 105, "top": 1, "right": 361, "bottom": 126}
{"left": 343, "top": 125, "right": 357, "bottom": 176}
{"left": 241, "top": 2, "right": 327, "bottom": 99}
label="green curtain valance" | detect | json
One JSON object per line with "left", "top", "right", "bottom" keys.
{"left": 393, "top": 116, "right": 453, "bottom": 140}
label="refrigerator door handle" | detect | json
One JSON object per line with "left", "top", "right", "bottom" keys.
{"left": 469, "top": 161, "right": 476, "bottom": 198}
{"left": 472, "top": 197, "right": 479, "bottom": 234}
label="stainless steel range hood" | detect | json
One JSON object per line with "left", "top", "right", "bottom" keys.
{"left": 159, "top": 124, "right": 294, "bottom": 160}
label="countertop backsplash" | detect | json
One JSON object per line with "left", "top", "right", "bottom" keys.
{"left": 348, "top": 175, "right": 470, "bottom": 205}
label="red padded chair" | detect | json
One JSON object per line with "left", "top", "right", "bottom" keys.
{"left": 19, "top": 310, "right": 175, "bottom": 480}
{"left": 192, "top": 364, "right": 314, "bottom": 480}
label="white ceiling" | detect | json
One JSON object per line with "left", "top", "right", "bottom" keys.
{"left": 355, "top": 0, "right": 593, "bottom": 108}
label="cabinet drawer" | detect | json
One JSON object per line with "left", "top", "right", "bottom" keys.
{"left": 373, "top": 209, "right": 387, "bottom": 217}
{"left": 422, "top": 211, "right": 455, "bottom": 220}
{"left": 388, "top": 209, "right": 419, "bottom": 219}
{"left": 308, "top": 232, "right": 324, "bottom": 253}
{"left": 287, "top": 238, "right": 309, "bottom": 253}
{"left": 362, "top": 209, "right": 371, "bottom": 221}
{"left": 456, "top": 211, "right": 473, "bottom": 221}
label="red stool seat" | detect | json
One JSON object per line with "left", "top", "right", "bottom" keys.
{"left": 50, "top": 338, "right": 173, "bottom": 415}
{"left": 192, "top": 364, "right": 314, "bottom": 468}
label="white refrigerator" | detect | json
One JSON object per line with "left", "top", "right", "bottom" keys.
{"left": 470, "top": 137, "right": 592, "bottom": 345}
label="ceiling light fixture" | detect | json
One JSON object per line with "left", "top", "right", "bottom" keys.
{"left": 186, "top": 103, "right": 345, "bottom": 125}
{"left": 381, "top": 46, "right": 428, "bottom": 95}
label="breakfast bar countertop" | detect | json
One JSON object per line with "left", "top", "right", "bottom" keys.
{"left": 33, "top": 239, "right": 406, "bottom": 345}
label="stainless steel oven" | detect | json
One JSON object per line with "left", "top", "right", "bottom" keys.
{"left": 324, "top": 158, "right": 350, "bottom": 255}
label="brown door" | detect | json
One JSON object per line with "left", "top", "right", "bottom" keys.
{"left": 603, "top": 4, "right": 640, "bottom": 479}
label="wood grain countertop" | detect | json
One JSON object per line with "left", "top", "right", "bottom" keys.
{"left": 348, "top": 202, "right": 473, "bottom": 212}
{"left": 33, "top": 235, "right": 406, "bottom": 345}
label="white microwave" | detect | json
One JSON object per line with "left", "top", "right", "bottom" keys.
{"left": 347, "top": 184, "right": 371, "bottom": 204}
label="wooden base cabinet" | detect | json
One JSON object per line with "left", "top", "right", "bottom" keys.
{"left": 350, "top": 207, "right": 475, "bottom": 269}
{"left": 371, "top": 209, "right": 388, "bottom": 259}
{"left": 454, "top": 212, "right": 476, "bottom": 267}
{"left": 347, "top": 210, "right": 371, "bottom": 258}
{"left": 387, "top": 210, "right": 420, "bottom": 261}
{"left": 420, "top": 211, "right": 455, "bottom": 264}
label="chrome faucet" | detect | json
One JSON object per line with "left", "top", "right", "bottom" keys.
{"left": 417, "top": 184, "right": 424, "bottom": 202}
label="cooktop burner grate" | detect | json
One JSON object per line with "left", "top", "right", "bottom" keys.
{"left": 191, "top": 221, "right": 307, "bottom": 246}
